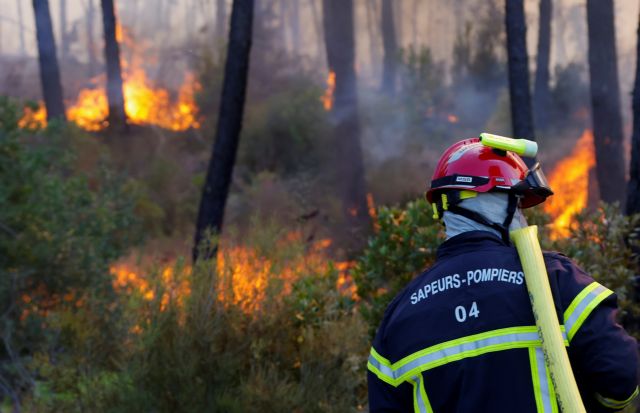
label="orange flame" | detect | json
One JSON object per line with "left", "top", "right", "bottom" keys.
{"left": 543, "top": 130, "right": 596, "bottom": 239}
{"left": 447, "top": 114, "right": 459, "bottom": 123}
{"left": 19, "top": 24, "right": 201, "bottom": 132}
{"left": 109, "top": 234, "right": 357, "bottom": 316}
{"left": 18, "top": 105, "right": 47, "bottom": 129}
{"left": 321, "top": 70, "right": 336, "bottom": 111}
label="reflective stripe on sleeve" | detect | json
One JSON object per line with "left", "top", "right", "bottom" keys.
{"left": 367, "top": 325, "right": 568, "bottom": 387}
{"left": 595, "top": 386, "right": 639, "bottom": 410}
{"left": 408, "top": 373, "right": 433, "bottom": 413}
{"left": 529, "top": 347, "right": 558, "bottom": 413}
{"left": 563, "top": 282, "right": 613, "bottom": 341}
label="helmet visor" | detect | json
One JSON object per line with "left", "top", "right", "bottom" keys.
{"left": 513, "top": 162, "right": 553, "bottom": 207}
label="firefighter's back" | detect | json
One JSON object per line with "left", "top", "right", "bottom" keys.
{"left": 369, "top": 232, "right": 557, "bottom": 412}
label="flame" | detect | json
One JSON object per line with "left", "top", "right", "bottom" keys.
{"left": 321, "top": 70, "right": 336, "bottom": 111}
{"left": 19, "top": 24, "right": 201, "bottom": 132}
{"left": 66, "top": 70, "right": 202, "bottom": 131}
{"left": 109, "top": 233, "right": 357, "bottom": 315}
{"left": 18, "top": 105, "right": 47, "bottom": 129}
{"left": 447, "top": 114, "right": 459, "bottom": 123}
{"left": 543, "top": 130, "right": 596, "bottom": 238}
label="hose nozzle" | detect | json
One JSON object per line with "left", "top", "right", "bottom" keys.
{"left": 479, "top": 133, "right": 538, "bottom": 158}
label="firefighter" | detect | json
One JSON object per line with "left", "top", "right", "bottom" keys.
{"left": 367, "top": 138, "right": 639, "bottom": 412}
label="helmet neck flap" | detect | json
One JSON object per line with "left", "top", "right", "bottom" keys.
{"left": 442, "top": 191, "right": 519, "bottom": 244}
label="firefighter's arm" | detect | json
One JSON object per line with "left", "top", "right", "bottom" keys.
{"left": 567, "top": 295, "right": 639, "bottom": 412}
{"left": 367, "top": 369, "right": 414, "bottom": 412}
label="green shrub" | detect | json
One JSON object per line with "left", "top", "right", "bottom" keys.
{"left": 0, "top": 98, "right": 141, "bottom": 404}
{"left": 238, "top": 80, "right": 331, "bottom": 178}
{"left": 551, "top": 203, "right": 640, "bottom": 336}
{"left": 352, "top": 199, "right": 444, "bottom": 336}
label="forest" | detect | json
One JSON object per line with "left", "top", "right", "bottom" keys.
{"left": 1, "top": 0, "right": 640, "bottom": 411}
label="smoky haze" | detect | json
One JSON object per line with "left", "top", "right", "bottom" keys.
{"left": 1, "top": 0, "right": 639, "bottom": 164}
{"left": 2, "top": 1, "right": 638, "bottom": 81}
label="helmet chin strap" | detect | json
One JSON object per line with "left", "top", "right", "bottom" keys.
{"left": 446, "top": 192, "right": 519, "bottom": 245}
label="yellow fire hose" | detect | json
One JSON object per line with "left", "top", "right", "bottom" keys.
{"left": 480, "top": 133, "right": 586, "bottom": 412}
{"left": 511, "top": 226, "right": 585, "bottom": 412}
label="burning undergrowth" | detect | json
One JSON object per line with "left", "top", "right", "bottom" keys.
{"left": 110, "top": 230, "right": 357, "bottom": 319}
{"left": 19, "top": 25, "right": 202, "bottom": 132}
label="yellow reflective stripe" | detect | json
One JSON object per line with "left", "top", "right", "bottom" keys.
{"left": 595, "top": 386, "right": 639, "bottom": 410}
{"left": 409, "top": 373, "right": 433, "bottom": 413}
{"left": 459, "top": 190, "right": 478, "bottom": 200}
{"left": 544, "top": 356, "right": 559, "bottom": 413}
{"left": 529, "top": 348, "right": 545, "bottom": 413}
{"left": 564, "top": 282, "right": 613, "bottom": 341}
{"left": 367, "top": 326, "right": 569, "bottom": 387}
{"left": 370, "top": 346, "right": 391, "bottom": 367}
{"left": 367, "top": 361, "right": 396, "bottom": 386}
{"left": 529, "top": 347, "right": 558, "bottom": 413}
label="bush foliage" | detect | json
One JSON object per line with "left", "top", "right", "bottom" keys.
{"left": 0, "top": 98, "right": 141, "bottom": 407}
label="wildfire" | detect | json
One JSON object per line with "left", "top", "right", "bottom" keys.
{"left": 109, "top": 233, "right": 357, "bottom": 316}
{"left": 321, "top": 70, "right": 336, "bottom": 111}
{"left": 19, "top": 24, "right": 201, "bottom": 132}
{"left": 66, "top": 70, "right": 202, "bottom": 131}
{"left": 543, "top": 129, "right": 596, "bottom": 238}
{"left": 18, "top": 105, "right": 47, "bottom": 129}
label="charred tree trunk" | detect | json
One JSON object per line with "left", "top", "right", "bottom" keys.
{"left": 586, "top": 0, "right": 626, "bottom": 205}
{"left": 216, "top": 0, "right": 227, "bottom": 41}
{"left": 33, "top": 0, "right": 66, "bottom": 121}
{"left": 323, "top": 0, "right": 370, "bottom": 246}
{"left": 17, "top": 0, "right": 26, "bottom": 55}
{"left": 505, "top": 0, "right": 535, "bottom": 167}
{"left": 533, "top": 0, "right": 552, "bottom": 129}
{"left": 381, "top": 0, "right": 397, "bottom": 96}
{"left": 60, "top": 0, "right": 69, "bottom": 60}
{"left": 101, "top": 0, "right": 128, "bottom": 131}
{"left": 87, "top": 0, "right": 97, "bottom": 76}
{"left": 626, "top": 15, "right": 640, "bottom": 215}
{"left": 193, "top": 0, "right": 254, "bottom": 262}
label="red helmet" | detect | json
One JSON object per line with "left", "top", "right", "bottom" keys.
{"left": 426, "top": 138, "right": 551, "bottom": 210}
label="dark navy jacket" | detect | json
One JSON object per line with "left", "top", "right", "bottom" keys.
{"left": 368, "top": 231, "right": 639, "bottom": 412}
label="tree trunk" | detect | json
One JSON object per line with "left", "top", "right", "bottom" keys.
{"left": 216, "top": 0, "right": 227, "bottom": 41}
{"left": 505, "top": 0, "right": 535, "bottom": 167}
{"left": 290, "top": 0, "right": 301, "bottom": 54}
{"left": 32, "top": 0, "right": 66, "bottom": 121}
{"left": 323, "top": 0, "right": 370, "bottom": 245}
{"left": 101, "top": 0, "right": 128, "bottom": 131}
{"left": 365, "top": 0, "right": 380, "bottom": 79}
{"left": 193, "top": 0, "right": 254, "bottom": 262}
{"left": 626, "top": 14, "right": 640, "bottom": 215}
{"left": 17, "top": 0, "right": 26, "bottom": 56}
{"left": 411, "top": 0, "right": 418, "bottom": 47}
{"left": 59, "top": 0, "right": 69, "bottom": 60}
{"left": 381, "top": 0, "right": 397, "bottom": 96}
{"left": 533, "top": 0, "right": 552, "bottom": 129}
{"left": 309, "top": 0, "right": 324, "bottom": 66}
{"left": 586, "top": 0, "right": 626, "bottom": 205}
{"left": 87, "top": 0, "right": 97, "bottom": 76}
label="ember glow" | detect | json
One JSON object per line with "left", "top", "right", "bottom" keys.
{"left": 543, "top": 130, "right": 596, "bottom": 239}
{"left": 321, "top": 70, "right": 336, "bottom": 111}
